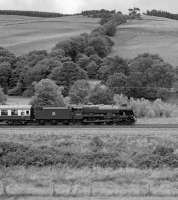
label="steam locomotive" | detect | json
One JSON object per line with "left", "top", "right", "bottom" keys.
{"left": 0, "top": 105, "right": 136, "bottom": 125}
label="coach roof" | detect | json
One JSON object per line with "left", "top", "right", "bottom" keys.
{"left": 0, "top": 105, "right": 32, "bottom": 109}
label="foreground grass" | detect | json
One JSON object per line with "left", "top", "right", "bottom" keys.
{"left": 0, "top": 167, "right": 178, "bottom": 197}
{"left": 0, "top": 127, "right": 178, "bottom": 198}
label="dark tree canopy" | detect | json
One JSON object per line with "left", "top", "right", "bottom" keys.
{"left": 127, "top": 53, "right": 175, "bottom": 99}
{"left": 88, "top": 35, "right": 113, "bottom": 58}
{"left": 99, "top": 56, "right": 129, "bottom": 81}
{"left": 86, "top": 61, "right": 99, "bottom": 79}
{"left": 0, "top": 87, "right": 7, "bottom": 104}
{"left": 0, "top": 10, "right": 64, "bottom": 17}
{"left": 0, "top": 62, "right": 12, "bottom": 93}
{"left": 106, "top": 73, "right": 128, "bottom": 95}
{"left": 147, "top": 9, "right": 178, "bottom": 20}
{"left": 24, "top": 50, "right": 48, "bottom": 68}
{"left": 50, "top": 61, "right": 88, "bottom": 96}
{"left": 0, "top": 47, "right": 16, "bottom": 67}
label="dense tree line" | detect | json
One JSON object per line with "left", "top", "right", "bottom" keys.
{"left": 81, "top": 9, "right": 116, "bottom": 18}
{"left": 68, "top": 53, "right": 176, "bottom": 104}
{"left": 146, "top": 10, "right": 178, "bottom": 20}
{"left": 0, "top": 10, "right": 64, "bottom": 18}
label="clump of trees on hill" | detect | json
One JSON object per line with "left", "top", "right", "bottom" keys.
{"left": 82, "top": 9, "right": 116, "bottom": 18}
{"left": 128, "top": 7, "right": 141, "bottom": 19}
{"left": 0, "top": 10, "right": 64, "bottom": 18}
{"left": 146, "top": 10, "right": 178, "bottom": 20}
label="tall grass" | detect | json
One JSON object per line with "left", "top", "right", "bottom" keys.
{"left": 114, "top": 94, "right": 176, "bottom": 118}
{"left": 0, "top": 166, "right": 178, "bottom": 197}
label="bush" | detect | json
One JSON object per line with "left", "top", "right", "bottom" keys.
{"left": 114, "top": 94, "right": 175, "bottom": 118}
{"left": 69, "top": 79, "right": 90, "bottom": 104}
{"left": 106, "top": 73, "right": 128, "bottom": 95}
{"left": 1, "top": 141, "right": 178, "bottom": 169}
{"left": 88, "top": 84, "right": 113, "bottom": 105}
{"left": 31, "top": 79, "right": 65, "bottom": 108}
{"left": 89, "top": 137, "right": 104, "bottom": 153}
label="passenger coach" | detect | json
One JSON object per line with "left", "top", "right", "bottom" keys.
{"left": 0, "top": 105, "right": 32, "bottom": 125}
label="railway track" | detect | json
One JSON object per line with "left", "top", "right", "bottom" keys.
{"left": 0, "top": 123, "right": 178, "bottom": 129}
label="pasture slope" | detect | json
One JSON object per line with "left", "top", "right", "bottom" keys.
{"left": 112, "top": 15, "right": 178, "bottom": 66}
{"left": 0, "top": 15, "right": 99, "bottom": 55}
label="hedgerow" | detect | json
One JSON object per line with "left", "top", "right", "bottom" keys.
{"left": 0, "top": 141, "right": 178, "bottom": 169}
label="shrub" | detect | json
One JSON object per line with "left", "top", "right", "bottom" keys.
{"left": 88, "top": 84, "right": 113, "bottom": 105}
{"left": 1, "top": 141, "right": 178, "bottom": 169}
{"left": 89, "top": 137, "right": 104, "bottom": 153}
{"left": 69, "top": 79, "right": 90, "bottom": 104}
{"left": 31, "top": 79, "right": 65, "bottom": 108}
{"left": 114, "top": 94, "right": 175, "bottom": 118}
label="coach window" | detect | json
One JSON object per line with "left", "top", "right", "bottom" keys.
{"left": 21, "top": 111, "right": 25, "bottom": 116}
{"left": 11, "top": 109, "right": 18, "bottom": 116}
{"left": 26, "top": 110, "right": 30, "bottom": 116}
{"left": 1, "top": 109, "right": 8, "bottom": 116}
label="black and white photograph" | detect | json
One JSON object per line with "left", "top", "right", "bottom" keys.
{"left": 0, "top": 0, "right": 178, "bottom": 199}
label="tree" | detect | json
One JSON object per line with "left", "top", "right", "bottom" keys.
{"left": 0, "top": 87, "right": 6, "bottom": 104}
{"left": 49, "top": 49, "right": 65, "bottom": 59}
{"left": 128, "top": 7, "right": 141, "bottom": 18}
{"left": 99, "top": 56, "right": 129, "bottom": 81}
{"left": 69, "top": 80, "right": 90, "bottom": 104}
{"left": 50, "top": 61, "right": 88, "bottom": 96}
{"left": 24, "top": 50, "right": 48, "bottom": 68}
{"left": 31, "top": 79, "right": 65, "bottom": 108}
{"left": 103, "top": 22, "right": 117, "bottom": 36}
{"left": 25, "top": 58, "right": 63, "bottom": 85}
{"left": 53, "top": 34, "right": 88, "bottom": 60}
{"left": 89, "top": 54, "right": 103, "bottom": 66}
{"left": 86, "top": 61, "right": 99, "bottom": 79}
{"left": 128, "top": 53, "right": 175, "bottom": 99}
{"left": 106, "top": 73, "right": 128, "bottom": 95}
{"left": 0, "top": 62, "right": 11, "bottom": 93}
{"left": 77, "top": 55, "right": 90, "bottom": 70}
{"left": 49, "top": 49, "right": 72, "bottom": 63}
{"left": 88, "top": 35, "right": 113, "bottom": 58}
{"left": 0, "top": 47, "right": 16, "bottom": 66}
{"left": 84, "top": 46, "right": 96, "bottom": 56}
{"left": 88, "top": 84, "right": 113, "bottom": 105}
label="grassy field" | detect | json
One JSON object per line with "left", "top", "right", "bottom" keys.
{"left": 1, "top": 167, "right": 178, "bottom": 199}
{"left": 112, "top": 15, "right": 178, "bottom": 66}
{"left": 0, "top": 15, "right": 99, "bottom": 55}
{"left": 0, "top": 128, "right": 178, "bottom": 199}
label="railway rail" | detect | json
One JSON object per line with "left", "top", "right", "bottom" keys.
{"left": 0, "top": 123, "right": 178, "bottom": 129}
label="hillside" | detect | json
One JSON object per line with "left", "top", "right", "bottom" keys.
{"left": 112, "top": 15, "right": 178, "bottom": 66}
{"left": 0, "top": 15, "right": 99, "bottom": 55}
